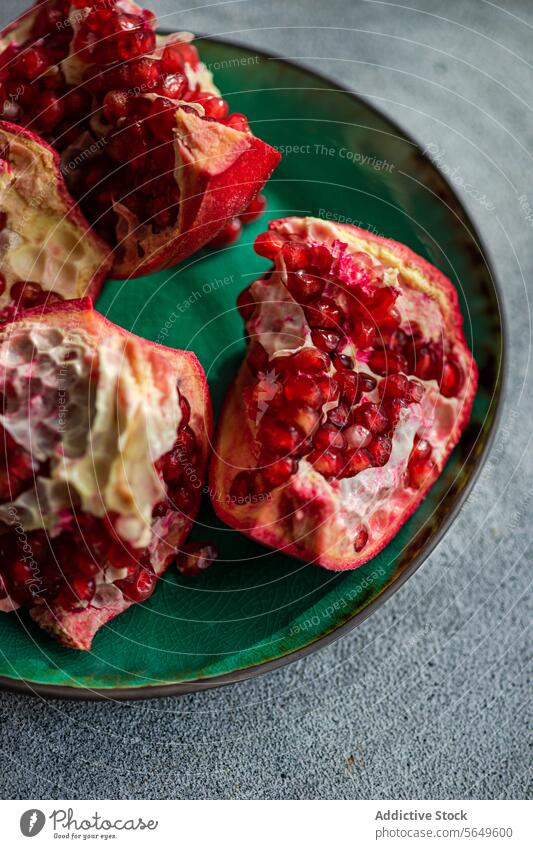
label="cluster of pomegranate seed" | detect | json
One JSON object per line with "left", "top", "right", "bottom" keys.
{"left": 230, "top": 235, "right": 465, "bottom": 549}
{"left": 0, "top": 379, "right": 202, "bottom": 611}
{"left": 0, "top": 0, "right": 255, "bottom": 245}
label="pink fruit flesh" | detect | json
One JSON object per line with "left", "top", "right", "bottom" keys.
{"left": 210, "top": 217, "right": 478, "bottom": 571}
{"left": 0, "top": 1, "right": 280, "bottom": 278}
{"left": 0, "top": 298, "right": 212, "bottom": 649}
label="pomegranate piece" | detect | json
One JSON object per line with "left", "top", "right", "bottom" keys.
{"left": 0, "top": 298, "right": 212, "bottom": 649}
{"left": 210, "top": 217, "right": 478, "bottom": 571}
{"left": 175, "top": 543, "right": 218, "bottom": 577}
{"left": 0, "top": 121, "right": 111, "bottom": 313}
{"left": 0, "top": 1, "right": 281, "bottom": 278}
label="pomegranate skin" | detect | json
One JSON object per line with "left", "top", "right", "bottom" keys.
{"left": 0, "top": 298, "right": 213, "bottom": 649}
{"left": 210, "top": 217, "right": 478, "bottom": 571}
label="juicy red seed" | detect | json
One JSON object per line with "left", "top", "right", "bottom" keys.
{"left": 351, "top": 320, "right": 376, "bottom": 349}
{"left": 160, "top": 73, "right": 187, "bottom": 99}
{"left": 353, "top": 527, "right": 369, "bottom": 553}
{"left": 282, "top": 241, "right": 312, "bottom": 271}
{"left": 306, "top": 298, "right": 344, "bottom": 330}
{"left": 354, "top": 402, "right": 389, "bottom": 434}
{"left": 281, "top": 403, "right": 320, "bottom": 437}
{"left": 313, "top": 424, "right": 346, "bottom": 451}
{"left": 103, "top": 90, "right": 129, "bottom": 124}
{"left": 316, "top": 375, "right": 339, "bottom": 403}
{"left": 194, "top": 93, "right": 228, "bottom": 120}
{"left": 309, "top": 244, "right": 332, "bottom": 273}
{"left": 10, "top": 280, "right": 46, "bottom": 307}
{"left": 286, "top": 270, "right": 324, "bottom": 303}
{"left": 439, "top": 360, "right": 463, "bottom": 398}
{"left": 359, "top": 373, "right": 377, "bottom": 393}
{"left": 311, "top": 329, "right": 341, "bottom": 353}
{"left": 55, "top": 576, "right": 96, "bottom": 611}
{"left": 254, "top": 230, "right": 284, "bottom": 260}
{"left": 179, "top": 394, "right": 191, "bottom": 426}
{"left": 160, "top": 43, "right": 186, "bottom": 73}
{"left": 308, "top": 449, "right": 343, "bottom": 477}
{"left": 377, "top": 306, "right": 401, "bottom": 331}
{"left": 210, "top": 218, "right": 242, "bottom": 248}
{"left": 408, "top": 459, "right": 437, "bottom": 489}
{"left": 175, "top": 543, "right": 218, "bottom": 577}
{"left": 385, "top": 397, "right": 408, "bottom": 427}
{"left": 365, "top": 286, "right": 398, "bottom": 317}
{"left": 411, "top": 436, "right": 432, "bottom": 460}
{"left": 13, "top": 46, "right": 48, "bottom": 80}
{"left": 258, "top": 419, "right": 301, "bottom": 455}
{"left": 367, "top": 350, "right": 407, "bottom": 376}
{"left": 240, "top": 193, "right": 267, "bottom": 223}
{"left": 117, "top": 567, "right": 156, "bottom": 602}
{"left": 284, "top": 347, "right": 330, "bottom": 373}
{"left": 332, "top": 352, "right": 354, "bottom": 370}
{"left": 344, "top": 424, "right": 372, "bottom": 448}
{"left": 247, "top": 341, "right": 269, "bottom": 375}
{"left": 367, "top": 435, "right": 392, "bottom": 467}
{"left": 327, "top": 403, "right": 350, "bottom": 428}
{"left": 414, "top": 345, "right": 440, "bottom": 380}
{"left": 283, "top": 374, "right": 323, "bottom": 407}
{"left": 380, "top": 373, "right": 411, "bottom": 399}
{"left": 340, "top": 449, "right": 372, "bottom": 478}
{"left": 225, "top": 113, "right": 250, "bottom": 132}
{"left": 6, "top": 559, "right": 36, "bottom": 603}
{"left": 336, "top": 371, "right": 360, "bottom": 406}
{"left": 408, "top": 380, "right": 424, "bottom": 402}
{"left": 262, "top": 457, "right": 297, "bottom": 488}
{"left": 237, "top": 286, "right": 257, "bottom": 320}
{"left": 38, "top": 92, "right": 64, "bottom": 130}
{"left": 175, "top": 485, "right": 197, "bottom": 514}
{"left": 230, "top": 471, "right": 253, "bottom": 502}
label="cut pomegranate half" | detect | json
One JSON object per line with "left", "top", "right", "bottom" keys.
{"left": 210, "top": 217, "right": 478, "bottom": 571}
{"left": 0, "top": 120, "right": 111, "bottom": 313}
{"left": 0, "top": 297, "right": 212, "bottom": 649}
{"left": 0, "top": 1, "right": 280, "bottom": 278}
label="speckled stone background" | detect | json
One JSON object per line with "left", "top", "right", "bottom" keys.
{"left": 0, "top": 0, "right": 531, "bottom": 800}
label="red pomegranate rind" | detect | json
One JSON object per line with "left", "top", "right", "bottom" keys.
{"left": 0, "top": 2, "right": 281, "bottom": 278}
{"left": 0, "top": 297, "right": 212, "bottom": 649}
{"left": 0, "top": 121, "right": 111, "bottom": 308}
{"left": 210, "top": 217, "right": 478, "bottom": 571}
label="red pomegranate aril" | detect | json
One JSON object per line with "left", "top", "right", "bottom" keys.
{"left": 160, "top": 73, "right": 187, "bottom": 99}
{"left": 353, "top": 527, "right": 369, "bottom": 552}
{"left": 258, "top": 419, "right": 301, "bottom": 455}
{"left": 175, "top": 542, "right": 218, "bottom": 577}
{"left": 283, "top": 403, "right": 320, "bottom": 436}
{"left": 377, "top": 306, "right": 401, "bottom": 331}
{"left": 336, "top": 371, "right": 360, "bottom": 406}
{"left": 344, "top": 423, "right": 372, "bottom": 448}
{"left": 411, "top": 436, "right": 432, "bottom": 460}
{"left": 240, "top": 193, "right": 267, "bottom": 223}
{"left": 281, "top": 240, "right": 312, "bottom": 271}
{"left": 117, "top": 566, "right": 156, "bottom": 602}
{"left": 196, "top": 93, "right": 228, "bottom": 121}
{"left": 368, "top": 349, "right": 407, "bottom": 376}
{"left": 38, "top": 91, "right": 64, "bottom": 131}
{"left": 340, "top": 448, "right": 372, "bottom": 477}
{"left": 385, "top": 396, "right": 408, "bottom": 427}
{"left": 175, "top": 484, "right": 198, "bottom": 514}
{"left": 262, "top": 456, "right": 297, "bottom": 488}
{"left": 380, "top": 373, "right": 411, "bottom": 399}
{"left": 355, "top": 402, "right": 389, "bottom": 434}
{"left": 316, "top": 374, "right": 339, "bottom": 403}
{"left": 210, "top": 218, "right": 242, "bottom": 248}
{"left": 10, "top": 280, "right": 46, "bottom": 307}
{"left": 327, "top": 403, "right": 350, "bottom": 429}
{"left": 313, "top": 424, "right": 346, "bottom": 451}
{"left": 332, "top": 352, "right": 354, "bottom": 370}
{"left": 285, "top": 347, "right": 330, "bottom": 374}
{"left": 286, "top": 270, "right": 324, "bottom": 302}
{"left": 225, "top": 113, "right": 249, "bottom": 133}
{"left": 439, "top": 360, "right": 463, "bottom": 398}
{"left": 352, "top": 319, "right": 376, "bottom": 349}
{"left": 367, "top": 435, "right": 392, "bottom": 466}
{"left": 55, "top": 576, "right": 95, "bottom": 611}
{"left": 103, "top": 90, "right": 129, "bottom": 124}
{"left": 311, "top": 329, "right": 341, "bottom": 353}
{"left": 230, "top": 471, "right": 253, "bottom": 502}
{"left": 309, "top": 448, "right": 343, "bottom": 478}
{"left": 12, "top": 45, "right": 48, "bottom": 80}
{"left": 414, "top": 345, "right": 439, "bottom": 380}
{"left": 283, "top": 373, "right": 323, "bottom": 406}
{"left": 306, "top": 297, "right": 344, "bottom": 330}
{"left": 254, "top": 230, "right": 284, "bottom": 259}
{"left": 408, "top": 379, "right": 424, "bottom": 402}
{"left": 408, "top": 458, "right": 437, "bottom": 489}
{"left": 309, "top": 244, "right": 332, "bottom": 273}
{"left": 247, "top": 341, "right": 269, "bottom": 375}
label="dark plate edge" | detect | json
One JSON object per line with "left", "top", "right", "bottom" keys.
{"left": 0, "top": 37, "right": 507, "bottom": 702}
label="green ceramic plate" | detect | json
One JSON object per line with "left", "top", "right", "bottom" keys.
{"left": 0, "top": 39, "right": 503, "bottom": 699}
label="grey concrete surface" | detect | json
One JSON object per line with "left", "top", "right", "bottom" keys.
{"left": 0, "top": 0, "right": 531, "bottom": 800}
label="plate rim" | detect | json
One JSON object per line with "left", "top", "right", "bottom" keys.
{"left": 0, "top": 37, "right": 507, "bottom": 701}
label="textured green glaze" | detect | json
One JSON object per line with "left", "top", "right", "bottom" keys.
{"left": 0, "top": 41, "right": 502, "bottom": 694}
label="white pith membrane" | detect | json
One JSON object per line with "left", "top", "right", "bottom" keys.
{"left": 215, "top": 218, "right": 474, "bottom": 568}
{"left": 0, "top": 127, "right": 110, "bottom": 306}
{"left": 0, "top": 315, "right": 181, "bottom": 614}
